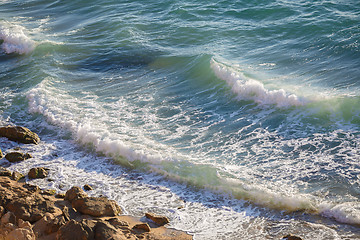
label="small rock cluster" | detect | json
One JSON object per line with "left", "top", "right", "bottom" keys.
{"left": 0, "top": 126, "right": 192, "bottom": 239}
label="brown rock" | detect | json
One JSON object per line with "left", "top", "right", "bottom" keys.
{"left": 94, "top": 220, "right": 126, "bottom": 240}
{"left": 72, "top": 197, "right": 122, "bottom": 217}
{"left": 6, "top": 193, "right": 60, "bottom": 223}
{"left": 56, "top": 220, "right": 94, "bottom": 240}
{"left": 55, "top": 193, "right": 65, "bottom": 199}
{"left": 283, "top": 234, "right": 303, "bottom": 240}
{"left": 5, "top": 152, "right": 32, "bottom": 163}
{"left": 1, "top": 211, "right": 16, "bottom": 225}
{"left": 0, "top": 167, "right": 11, "bottom": 177}
{"left": 11, "top": 171, "right": 25, "bottom": 181}
{"left": 18, "top": 219, "right": 32, "bottom": 230}
{"left": 83, "top": 184, "right": 93, "bottom": 191}
{"left": 0, "top": 206, "right": 5, "bottom": 218}
{"left": 107, "top": 218, "right": 129, "bottom": 228}
{"left": 145, "top": 212, "right": 170, "bottom": 226}
{"left": 28, "top": 168, "right": 48, "bottom": 179}
{"left": 23, "top": 184, "right": 40, "bottom": 193}
{"left": 64, "top": 186, "right": 88, "bottom": 202}
{"left": 0, "top": 126, "right": 40, "bottom": 144}
{"left": 133, "top": 223, "right": 151, "bottom": 232}
{"left": 5, "top": 227, "right": 35, "bottom": 240}
{"left": 0, "top": 148, "right": 3, "bottom": 158}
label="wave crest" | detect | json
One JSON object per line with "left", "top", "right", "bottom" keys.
{"left": 0, "top": 22, "right": 35, "bottom": 54}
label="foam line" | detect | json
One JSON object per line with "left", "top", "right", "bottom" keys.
{"left": 0, "top": 23, "right": 35, "bottom": 54}
{"left": 210, "top": 58, "right": 305, "bottom": 107}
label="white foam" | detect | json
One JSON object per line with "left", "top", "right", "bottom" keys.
{"left": 319, "top": 202, "right": 360, "bottom": 225}
{"left": 0, "top": 22, "right": 35, "bottom": 54}
{"left": 210, "top": 58, "right": 306, "bottom": 107}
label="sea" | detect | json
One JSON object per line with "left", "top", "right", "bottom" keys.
{"left": 0, "top": 0, "right": 360, "bottom": 239}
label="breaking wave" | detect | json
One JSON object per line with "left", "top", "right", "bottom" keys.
{"left": 0, "top": 22, "right": 36, "bottom": 55}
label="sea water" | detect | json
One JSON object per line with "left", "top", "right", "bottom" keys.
{"left": 1, "top": 0, "right": 360, "bottom": 239}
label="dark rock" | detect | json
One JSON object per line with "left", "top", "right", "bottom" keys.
{"left": 0, "top": 148, "right": 3, "bottom": 158}
{"left": 28, "top": 167, "right": 48, "bottom": 179}
{"left": 23, "top": 183, "right": 40, "bottom": 193}
{"left": 65, "top": 186, "right": 88, "bottom": 202}
{"left": 133, "top": 223, "right": 151, "bottom": 232}
{"left": 72, "top": 197, "right": 122, "bottom": 217}
{"left": 283, "top": 234, "right": 303, "bottom": 240}
{"left": 11, "top": 171, "right": 25, "bottom": 181}
{"left": 5, "top": 152, "right": 32, "bottom": 163}
{"left": 0, "top": 125, "right": 40, "bottom": 144}
{"left": 55, "top": 193, "right": 66, "bottom": 199}
{"left": 0, "top": 167, "right": 12, "bottom": 177}
{"left": 83, "top": 184, "right": 93, "bottom": 191}
{"left": 145, "top": 212, "right": 170, "bottom": 226}
{"left": 95, "top": 220, "right": 125, "bottom": 240}
{"left": 5, "top": 193, "right": 60, "bottom": 223}
{"left": 56, "top": 220, "right": 94, "bottom": 240}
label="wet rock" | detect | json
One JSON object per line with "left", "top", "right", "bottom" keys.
{"left": 95, "top": 220, "right": 125, "bottom": 240}
{"left": 11, "top": 171, "right": 25, "bottom": 181}
{"left": 0, "top": 126, "right": 40, "bottom": 144}
{"left": 56, "top": 219, "right": 94, "bottom": 240}
{"left": 6, "top": 193, "right": 60, "bottom": 223}
{"left": 145, "top": 212, "right": 170, "bottom": 226}
{"left": 83, "top": 184, "right": 93, "bottom": 191}
{"left": 283, "top": 234, "right": 303, "bottom": 240}
{"left": 28, "top": 167, "right": 48, "bottom": 179}
{"left": 5, "top": 152, "right": 32, "bottom": 163}
{"left": 0, "top": 148, "right": 3, "bottom": 158}
{"left": 64, "top": 186, "right": 88, "bottom": 202}
{"left": 72, "top": 197, "right": 122, "bottom": 217}
{"left": 133, "top": 223, "right": 151, "bottom": 232}
{"left": 0, "top": 167, "right": 11, "bottom": 177}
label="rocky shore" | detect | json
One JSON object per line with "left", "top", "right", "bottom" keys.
{"left": 0, "top": 126, "right": 192, "bottom": 240}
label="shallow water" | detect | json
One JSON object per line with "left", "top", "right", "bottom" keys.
{"left": 1, "top": 0, "right": 360, "bottom": 239}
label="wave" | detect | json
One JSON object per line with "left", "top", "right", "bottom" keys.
{"left": 0, "top": 22, "right": 36, "bottom": 54}
{"left": 25, "top": 78, "right": 360, "bottom": 226}
{"left": 210, "top": 58, "right": 306, "bottom": 108}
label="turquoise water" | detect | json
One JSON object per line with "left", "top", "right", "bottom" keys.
{"left": 1, "top": 0, "right": 360, "bottom": 239}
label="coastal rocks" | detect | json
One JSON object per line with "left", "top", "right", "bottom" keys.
{"left": 0, "top": 148, "right": 3, "bottom": 158}
{"left": 72, "top": 197, "right": 122, "bottom": 217}
{"left": 0, "top": 167, "right": 11, "bottom": 177}
{"left": 65, "top": 186, "right": 122, "bottom": 217}
{"left": 6, "top": 193, "right": 60, "bottom": 223}
{"left": 0, "top": 126, "right": 40, "bottom": 144}
{"left": 56, "top": 219, "right": 94, "bottom": 240}
{"left": 145, "top": 212, "right": 170, "bottom": 226}
{"left": 5, "top": 152, "right": 32, "bottom": 163}
{"left": 11, "top": 171, "right": 24, "bottom": 181}
{"left": 28, "top": 167, "right": 48, "bottom": 179}
{"left": 0, "top": 211, "right": 36, "bottom": 240}
{"left": 133, "top": 223, "right": 151, "bottom": 232}
{"left": 83, "top": 184, "right": 93, "bottom": 191}
{"left": 282, "top": 234, "right": 303, "bottom": 240}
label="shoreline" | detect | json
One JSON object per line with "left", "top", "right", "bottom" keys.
{"left": 0, "top": 125, "right": 193, "bottom": 240}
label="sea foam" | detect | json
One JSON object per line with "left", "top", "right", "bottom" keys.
{"left": 0, "top": 23, "right": 35, "bottom": 54}
{"left": 210, "top": 58, "right": 305, "bottom": 107}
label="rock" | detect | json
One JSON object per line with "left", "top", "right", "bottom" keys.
{"left": 1, "top": 211, "right": 16, "bottom": 225}
{"left": 56, "top": 220, "right": 94, "bottom": 240}
{"left": 55, "top": 193, "right": 65, "bottom": 199}
{"left": 94, "top": 220, "right": 126, "bottom": 240}
{"left": 107, "top": 218, "right": 129, "bottom": 228}
{"left": 6, "top": 193, "right": 60, "bottom": 223}
{"left": 83, "top": 184, "right": 93, "bottom": 191}
{"left": 18, "top": 219, "right": 32, "bottom": 230}
{"left": 71, "top": 197, "right": 122, "bottom": 217}
{"left": 0, "top": 126, "right": 40, "bottom": 144}
{"left": 0, "top": 167, "right": 12, "bottom": 177}
{"left": 33, "top": 213, "right": 66, "bottom": 237}
{"left": 145, "top": 212, "right": 170, "bottom": 226}
{"left": 283, "top": 234, "right": 303, "bottom": 240}
{"left": 11, "top": 171, "right": 25, "bottom": 181}
{"left": 5, "top": 152, "right": 32, "bottom": 163}
{"left": 23, "top": 184, "right": 40, "bottom": 193}
{"left": 133, "top": 223, "right": 151, "bottom": 232}
{"left": 0, "top": 206, "right": 5, "bottom": 218}
{"left": 5, "top": 227, "right": 36, "bottom": 240}
{"left": 0, "top": 148, "right": 3, "bottom": 158}
{"left": 64, "top": 186, "right": 88, "bottom": 202}
{"left": 28, "top": 168, "right": 48, "bottom": 179}
{"left": 41, "top": 189, "right": 56, "bottom": 196}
